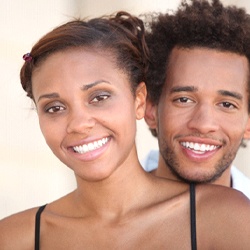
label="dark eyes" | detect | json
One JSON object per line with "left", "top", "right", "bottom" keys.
{"left": 46, "top": 105, "right": 65, "bottom": 113}
{"left": 44, "top": 93, "right": 111, "bottom": 114}
{"left": 177, "top": 97, "right": 191, "bottom": 103}
{"left": 219, "top": 102, "right": 237, "bottom": 109}
{"left": 90, "top": 94, "right": 109, "bottom": 103}
{"left": 173, "top": 97, "right": 237, "bottom": 110}
{"left": 174, "top": 97, "right": 193, "bottom": 103}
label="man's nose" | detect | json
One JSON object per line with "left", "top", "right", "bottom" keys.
{"left": 187, "top": 104, "right": 219, "bottom": 134}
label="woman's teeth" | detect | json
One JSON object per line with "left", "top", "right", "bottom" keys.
{"left": 73, "top": 137, "right": 109, "bottom": 154}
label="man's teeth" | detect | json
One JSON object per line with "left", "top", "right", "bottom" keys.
{"left": 73, "top": 137, "right": 109, "bottom": 154}
{"left": 181, "top": 142, "right": 219, "bottom": 153}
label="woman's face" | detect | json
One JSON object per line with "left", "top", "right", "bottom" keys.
{"left": 32, "top": 48, "right": 146, "bottom": 181}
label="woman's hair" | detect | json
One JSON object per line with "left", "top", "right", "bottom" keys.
{"left": 20, "top": 11, "right": 149, "bottom": 100}
{"left": 145, "top": 0, "right": 250, "bottom": 109}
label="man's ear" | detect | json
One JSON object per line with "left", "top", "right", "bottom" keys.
{"left": 135, "top": 82, "right": 147, "bottom": 120}
{"left": 243, "top": 117, "right": 250, "bottom": 139}
{"left": 144, "top": 99, "right": 158, "bottom": 130}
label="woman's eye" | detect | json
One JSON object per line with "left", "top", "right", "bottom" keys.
{"left": 46, "top": 106, "right": 65, "bottom": 113}
{"left": 91, "top": 94, "right": 110, "bottom": 103}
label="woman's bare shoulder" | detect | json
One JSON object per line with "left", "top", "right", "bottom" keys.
{"left": 197, "top": 184, "right": 250, "bottom": 208}
{"left": 196, "top": 184, "right": 250, "bottom": 248}
{"left": 0, "top": 206, "right": 41, "bottom": 250}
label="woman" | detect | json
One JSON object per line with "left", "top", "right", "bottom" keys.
{"left": 0, "top": 12, "right": 250, "bottom": 249}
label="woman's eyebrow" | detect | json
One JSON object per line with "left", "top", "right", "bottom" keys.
{"left": 81, "top": 80, "right": 111, "bottom": 91}
{"left": 37, "top": 80, "right": 111, "bottom": 103}
{"left": 38, "top": 93, "right": 60, "bottom": 102}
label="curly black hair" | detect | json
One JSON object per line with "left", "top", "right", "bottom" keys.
{"left": 145, "top": 0, "right": 250, "bottom": 109}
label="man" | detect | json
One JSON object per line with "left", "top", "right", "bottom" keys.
{"left": 143, "top": 0, "right": 250, "bottom": 198}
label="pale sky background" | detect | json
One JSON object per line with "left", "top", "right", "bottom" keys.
{"left": 1, "top": 0, "right": 250, "bottom": 219}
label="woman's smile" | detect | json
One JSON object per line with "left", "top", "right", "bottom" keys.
{"left": 72, "top": 136, "right": 110, "bottom": 154}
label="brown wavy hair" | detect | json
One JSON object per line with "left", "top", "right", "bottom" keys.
{"left": 20, "top": 11, "right": 149, "bottom": 100}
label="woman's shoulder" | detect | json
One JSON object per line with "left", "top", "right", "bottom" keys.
{"left": 196, "top": 184, "right": 250, "bottom": 248}
{"left": 197, "top": 183, "right": 250, "bottom": 208}
{"left": 197, "top": 184, "right": 250, "bottom": 221}
{"left": 0, "top": 206, "right": 42, "bottom": 250}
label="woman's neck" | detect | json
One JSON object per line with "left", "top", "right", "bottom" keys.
{"left": 72, "top": 160, "right": 152, "bottom": 219}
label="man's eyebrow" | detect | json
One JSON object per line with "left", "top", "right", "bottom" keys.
{"left": 170, "top": 85, "right": 198, "bottom": 93}
{"left": 218, "top": 90, "right": 243, "bottom": 100}
{"left": 81, "top": 80, "right": 111, "bottom": 91}
{"left": 38, "top": 93, "right": 60, "bottom": 102}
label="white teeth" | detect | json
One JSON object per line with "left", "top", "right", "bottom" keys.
{"left": 181, "top": 141, "right": 219, "bottom": 153}
{"left": 200, "top": 144, "right": 206, "bottom": 151}
{"left": 194, "top": 143, "right": 200, "bottom": 151}
{"left": 73, "top": 137, "right": 109, "bottom": 154}
{"left": 88, "top": 143, "right": 94, "bottom": 151}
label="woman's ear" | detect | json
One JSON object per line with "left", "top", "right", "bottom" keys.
{"left": 144, "top": 98, "right": 158, "bottom": 130}
{"left": 243, "top": 117, "right": 250, "bottom": 139}
{"left": 135, "top": 82, "right": 147, "bottom": 120}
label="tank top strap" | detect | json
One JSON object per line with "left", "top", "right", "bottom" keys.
{"left": 190, "top": 183, "right": 197, "bottom": 250}
{"left": 35, "top": 204, "right": 47, "bottom": 250}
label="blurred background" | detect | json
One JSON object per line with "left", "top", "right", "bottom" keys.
{"left": 1, "top": 0, "right": 250, "bottom": 219}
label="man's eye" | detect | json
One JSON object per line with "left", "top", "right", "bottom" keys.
{"left": 220, "top": 102, "right": 236, "bottom": 109}
{"left": 176, "top": 97, "right": 192, "bottom": 103}
{"left": 91, "top": 94, "right": 109, "bottom": 103}
{"left": 46, "top": 106, "right": 65, "bottom": 113}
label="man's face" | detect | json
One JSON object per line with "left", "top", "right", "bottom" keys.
{"left": 146, "top": 47, "right": 250, "bottom": 183}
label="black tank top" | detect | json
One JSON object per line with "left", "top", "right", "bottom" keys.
{"left": 35, "top": 204, "right": 46, "bottom": 250}
{"left": 34, "top": 183, "right": 197, "bottom": 250}
{"left": 190, "top": 182, "right": 197, "bottom": 250}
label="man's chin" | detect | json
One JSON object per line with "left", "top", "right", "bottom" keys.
{"left": 176, "top": 170, "right": 224, "bottom": 184}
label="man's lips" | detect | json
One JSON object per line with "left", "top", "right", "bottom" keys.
{"left": 72, "top": 137, "right": 110, "bottom": 154}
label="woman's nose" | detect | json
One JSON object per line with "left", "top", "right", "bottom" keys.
{"left": 66, "top": 109, "right": 95, "bottom": 134}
